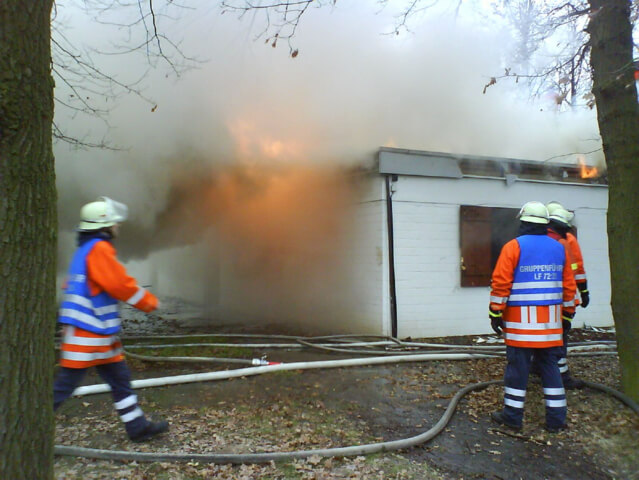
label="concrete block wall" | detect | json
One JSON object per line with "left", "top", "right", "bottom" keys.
{"left": 391, "top": 200, "right": 473, "bottom": 338}
{"left": 562, "top": 206, "right": 611, "bottom": 328}
{"left": 208, "top": 176, "right": 390, "bottom": 335}
{"left": 388, "top": 174, "right": 612, "bottom": 338}
{"left": 335, "top": 193, "right": 389, "bottom": 334}
{"left": 140, "top": 172, "right": 612, "bottom": 339}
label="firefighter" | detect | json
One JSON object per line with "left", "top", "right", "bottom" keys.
{"left": 53, "top": 197, "right": 169, "bottom": 442}
{"left": 545, "top": 201, "right": 589, "bottom": 389}
{"left": 546, "top": 202, "right": 589, "bottom": 308}
{"left": 489, "top": 201, "right": 576, "bottom": 432}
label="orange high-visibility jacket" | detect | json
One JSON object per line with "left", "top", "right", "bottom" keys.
{"left": 566, "top": 232, "right": 587, "bottom": 286}
{"left": 547, "top": 228, "right": 588, "bottom": 306}
{"left": 60, "top": 240, "right": 158, "bottom": 368}
{"left": 490, "top": 237, "right": 576, "bottom": 348}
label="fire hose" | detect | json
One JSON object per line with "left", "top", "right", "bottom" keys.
{"left": 54, "top": 338, "right": 637, "bottom": 464}
{"left": 55, "top": 378, "right": 502, "bottom": 463}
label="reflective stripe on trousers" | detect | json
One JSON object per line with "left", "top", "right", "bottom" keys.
{"left": 53, "top": 361, "right": 148, "bottom": 437}
{"left": 559, "top": 329, "right": 570, "bottom": 375}
{"left": 502, "top": 345, "right": 566, "bottom": 429}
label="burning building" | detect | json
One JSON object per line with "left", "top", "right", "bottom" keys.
{"left": 140, "top": 147, "right": 611, "bottom": 338}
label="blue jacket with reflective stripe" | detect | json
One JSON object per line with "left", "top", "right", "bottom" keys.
{"left": 508, "top": 235, "right": 565, "bottom": 307}
{"left": 58, "top": 238, "right": 122, "bottom": 334}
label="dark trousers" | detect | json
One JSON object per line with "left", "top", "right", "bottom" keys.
{"left": 54, "top": 361, "right": 148, "bottom": 437}
{"left": 502, "top": 346, "right": 567, "bottom": 429}
{"left": 557, "top": 330, "right": 570, "bottom": 376}
{"left": 533, "top": 330, "right": 572, "bottom": 379}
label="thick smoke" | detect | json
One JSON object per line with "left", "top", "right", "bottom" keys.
{"left": 54, "top": 3, "right": 602, "bottom": 331}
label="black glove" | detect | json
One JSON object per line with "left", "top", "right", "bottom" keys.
{"left": 562, "top": 311, "right": 575, "bottom": 333}
{"left": 580, "top": 290, "right": 590, "bottom": 308}
{"left": 489, "top": 308, "right": 503, "bottom": 335}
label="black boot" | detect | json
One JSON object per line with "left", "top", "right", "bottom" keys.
{"left": 545, "top": 423, "right": 568, "bottom": 434}
{"left": 491, "top": 411, "right": 522, "bottom": 431}
{"left": 129, "top": 419, "right": 169, "bottom": 442}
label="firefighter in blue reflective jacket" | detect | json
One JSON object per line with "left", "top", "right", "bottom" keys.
{"left": 489, "top": 201, "right": 576, "bottom": 433}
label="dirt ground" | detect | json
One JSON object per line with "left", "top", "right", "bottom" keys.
{"left": 54, "top": 309, "right": 638, "bottom": 480}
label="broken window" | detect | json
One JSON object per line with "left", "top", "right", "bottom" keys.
{"left": 459, "top": 205, "right": 520, "bottom": 287}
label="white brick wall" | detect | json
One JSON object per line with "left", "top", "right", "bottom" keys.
{"left": 334, "top": 191, "right": 388, "bottom": 333}
{"left": 388, "top": 175, "right": 612, "bottom": 338}
{"left": 212, "top": 175, "right": 390, "bottom": 334}
{"left": 145, "top": 172, "right": 612, "bottom": 339}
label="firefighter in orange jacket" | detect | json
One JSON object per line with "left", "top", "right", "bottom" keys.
{"left": 547, "top": 202, "right": 589, "bottom": 305}
{"left": 53, "top": 197, "right": 169, "bottom": 442}
{"left": 546, "top": 202, "right": 589, "bottom": 389}
{"left": 489, "top": 201, "right": 576, "bottom": 432}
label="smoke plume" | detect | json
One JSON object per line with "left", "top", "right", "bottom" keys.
{"left": 53, "top": 3, "right": 602, "bottom": 331}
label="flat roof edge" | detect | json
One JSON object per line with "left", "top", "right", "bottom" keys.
{"left": 377, "top": 147, "right": 607, "bottom": 186}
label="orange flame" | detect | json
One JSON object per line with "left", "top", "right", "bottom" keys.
{"left": 577, "top": 155, "right": 598, "bottom": 179}
{"left": 228, "top": 119, "right": 312, "bottom": 164}
{"left": 202, "top": 164, "right": 358, "bottom": 278}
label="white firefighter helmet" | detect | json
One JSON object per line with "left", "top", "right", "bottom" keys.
{"left": 546, "top": 201, "right": 566, "bottom": 215}
{"left": 547, "top": 201, "right": 574, "bottom": 226}
{"left": 548, "top": 207, "right": 573, "bottom": 227}
{"left": 78, "top": 196, "right": 129, "bottom": 231}
{"left": 517, "top": 201, "right": 549, "bottom": 224}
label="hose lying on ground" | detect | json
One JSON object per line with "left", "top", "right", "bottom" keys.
{"left": 124, "top": 350, "right": 261, "bottom": 366}
{"left": 581, "top": 380, "right": 639, "bottom": 414}
{"left": 115, "top": 336, "right": 615, "bottom": 356}
{"left": 69, "top": 352, "right": 500, "bottom": 397}
{"left": 119, "top": 336, "right": 614, "bottom": 365}
{"left": 55, "top": 379, "right": 502, "bottom": 463}
{"left": 54, "top": 335, "right": 631, "bottom": 464}
{"left": 54, "top": 376, "right": 639, "bottom": 464}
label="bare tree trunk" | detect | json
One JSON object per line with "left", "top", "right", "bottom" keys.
{"left": 0, "top": 1, "right": 57, "bottom": 478}
{"left": 587, "top": 0, "right": 639, "bottom": 402}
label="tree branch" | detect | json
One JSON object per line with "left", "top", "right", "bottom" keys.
{"left": 52, "top": 0, "right": 199, "bottom": 147}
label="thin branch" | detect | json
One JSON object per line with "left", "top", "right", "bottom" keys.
{"left": 542, "top": 147, "right": 603, "bottom": 163}
{"left": 222, "top": 0, "right": 321, "bottom": 55}
{"left": 53, "top": 121, "right": 124, "bottom": 150}
{"left": 51, "top": 0, "right": 201, "bottom": 147}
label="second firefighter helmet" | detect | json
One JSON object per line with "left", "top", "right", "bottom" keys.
{"left": 517, "top": 201, "right": 549, "bottom": 224}
{"left": 548, "top": 206, "right": 573, "bottom": 227}
{"left": 547, "top": 201, "right": 574, "bottom": 226}
{"left": 78, "top": 196, "right": 129, "bottom": 231}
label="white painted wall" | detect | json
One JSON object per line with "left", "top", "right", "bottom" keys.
{"left": 336, "top": 177, "right": 389, "bottom": 334}
{"left": 388, "top": 174, "right": 611, "bottom": 338}
{"left": 140, "top": 171, "right": 611, "bottom": 339}
{"left": 209, "top": 175, "right": 390, "bottom": 334}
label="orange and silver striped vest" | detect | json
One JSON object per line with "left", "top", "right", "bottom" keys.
{"left": 502, "top": 235, "right": 570, "bottom": 348}
{"left": 59, "top": 325, "right": 124, "bottom": 368}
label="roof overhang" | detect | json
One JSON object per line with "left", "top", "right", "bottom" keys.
{"left": 378, "top": 147, "right": 607, "bottom": 186}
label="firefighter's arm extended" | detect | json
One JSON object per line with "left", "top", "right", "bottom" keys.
{"left": 86, "top": 241, "right": 158, "bottom": 312}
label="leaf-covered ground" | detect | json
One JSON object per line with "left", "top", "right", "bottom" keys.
{"left": 54, "top": 328, "right": 638, "bottom": 480}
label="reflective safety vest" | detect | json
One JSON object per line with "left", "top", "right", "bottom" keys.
{"left": 508, "top": 235, "right": 565, "bottom": 307}
{"left": 490, "top": 235, "right": 576, "bottom": 348}
{"left": 59, "top": 325, "right": 124, "bottom": 368}
{"left": 58, "top": 238, "right": 121, "bottom": 335}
